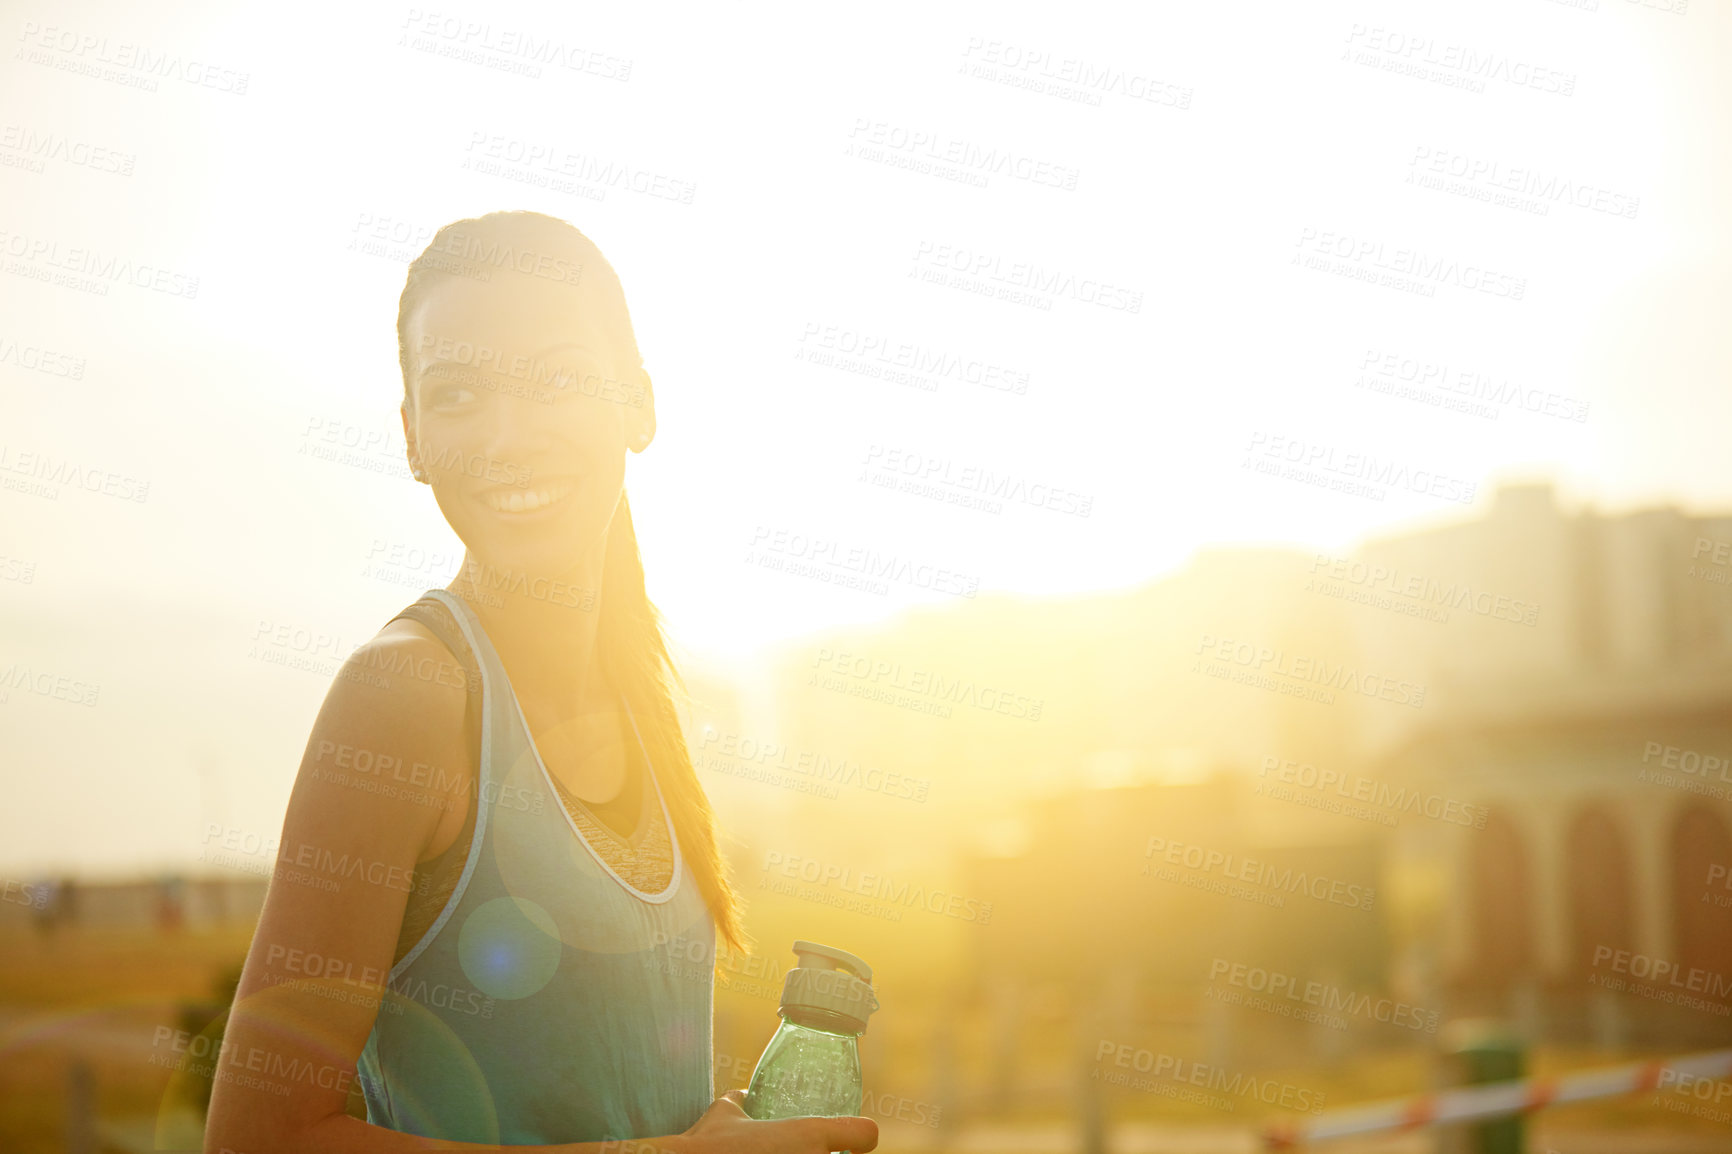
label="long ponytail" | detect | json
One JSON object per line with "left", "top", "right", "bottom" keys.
{"left": 598, "top": 490, "right": 749, "bottom": 957}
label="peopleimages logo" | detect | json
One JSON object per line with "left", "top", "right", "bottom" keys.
{"left": 0, "top": 124, "right": 136, "bottom": 176}
{"left": 0, "top": 228, "right": 200, "bottom": 298}
{"left": 809, "top": 647, "right": 1043, "bottom": 720}
{"left": 1293, "top": 227, "right": 1526, "bottom": 301}
{"left": 910, "top": 240, "right": 1144, "bottom": 313}
{"left": 276, "top": 841, "right": 426, "bottom": 895}
{"left": 646, "top": 930, "right": 786, "bottom": 1000}
{"left": 1635, "top": 741, "right": 1732, "bottom": 803}
{"left": 1257, "top": 756, "right": 1488, "bottom": 829}
{"left": 15, "top": 22, "right": 251, "bottom": 95}
{"left": 845, "top": 117, "right": 1081, "bottom": 190}
{"left": 460, "top": 131, "right": 694, "bottom": 205}
{"left": 760, "top": 851, "right": 994, "bottom": 924}
{"left": 1194, "top": 633, "right": 1426, "bottom": 709}
{"left": 421, "top": 223, "right": 586, "bottom": 285}
{"left": 1588, "top": 945, "right": 1732, "bottom": 1016}
{"left": 0, "top": 661, "right": 101, "bottom": 707}
{"left": 1641, "top": 741, "right": 1732, "bottom": 780}
{"left": 1206, "top": 958, "right": 1440, "bottom": 1032}
{"left": 1094, "top": 1040, "right": 1326, "bottom": 1114}
{"left": 310, "top": 740, "right": 543, "bottom": 815}
{"left": 416, "top": 331, "right": 645, "bottom": 408}
{"left": 795, "top": 320, "right": 1032, "bottom": 395}
{"left": 1354, "top": 348, "right": 1590, "bottom": 425}
{"left": 1407, "top": 146, "right": 1639, "bottom": 220}
{"left": 0, "top": 442, "right": 150, "bottom": 503}
{"left": 399, "top": 12, "right": 633, "bottom": 82}
{"left": 956, "top": 38, "right": 1194, "bottom": 110}
{"left": 1307, "top": 553, "right": 1539, "bottom": 627}
{"left": 749, "top": 525, "right": 980, "bottom": 599}
{"left": 0, "top": 334, "right": 87, "bottom": 379}
{"left": 1144, "top": 836, "right": 1376, "bottom": 910}
{"left": 1244, "top": 431, "right": 1478, "bottom": 505}
{"left": 1, "top": 879, "right": 50, "bottom": 910}
{"left": 1592, "top": 946, "right": 1732, "bottom": 993}
{"left": 861, "top": 443, "right": 1093, "bottom": 518}
{"left": 1341, "top": 24, "right": 1576, "bottom": 96}
{"left": 695, "top": 726, "right": 931, "bottom": 803}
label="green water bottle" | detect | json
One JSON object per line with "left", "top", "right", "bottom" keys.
{"left": 742, "top": 940, "right": 880, "bottom": 1126}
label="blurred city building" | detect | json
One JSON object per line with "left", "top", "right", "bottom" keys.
{"left": 952, "top": 482, "right": 1732, "bottom": 1078}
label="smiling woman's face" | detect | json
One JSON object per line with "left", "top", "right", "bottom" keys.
{"left": 400, "top": 271, "right": 652, "bottom": 578}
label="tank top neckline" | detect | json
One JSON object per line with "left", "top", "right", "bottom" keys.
{"left": 550, "top": 747, "right": 651, "bottom": 849}
{"left": 426, "top": 588, "right": 685, "bottom": 906}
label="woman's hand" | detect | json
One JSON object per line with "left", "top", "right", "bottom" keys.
{"left": 672, "top": 1090, "right": 878, "bottom": 1154}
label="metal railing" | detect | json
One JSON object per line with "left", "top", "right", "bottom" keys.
{"left": 1263, "top": 1048, "right": 1732, "bottom": 1148}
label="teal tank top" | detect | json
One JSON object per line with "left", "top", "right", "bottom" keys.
{"left": 356, "top": 588, "right": 716, "bottom": 1143}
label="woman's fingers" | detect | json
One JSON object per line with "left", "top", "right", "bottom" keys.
{"left": 803, "top": 1115, "right": 878, "bottom": 1153}
{"left": 690, "top": 1094, "right": 878, "bottom": 1153}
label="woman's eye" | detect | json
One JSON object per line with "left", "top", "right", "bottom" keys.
{"left": 429, "top": 384, "right": 478, "bottom": 407}
{"left": 546, "top": 364, "right": 617, "bottom": 402}
{"left": 548, "top": 364, "right": 585, "bottom": 389}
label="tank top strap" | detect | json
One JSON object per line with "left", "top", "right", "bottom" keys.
{"left": 387, "top": 593, "right": 483, "bottom": 772}
{"left": 387, "top": 595, "right": 481, "bottom": 691}
{"left": 385, "top": 595, "right": 482, "bottom": 969}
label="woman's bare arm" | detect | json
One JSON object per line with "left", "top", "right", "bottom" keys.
{"left": 205, "top": 627, "right": 490, "bottom": 1152}
{"left": 204, "top": 628, "right": 878, "bottom": 1154}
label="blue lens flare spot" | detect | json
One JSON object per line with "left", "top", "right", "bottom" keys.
{"left": 457, "top": 895, "right": 562, "bottom": 999}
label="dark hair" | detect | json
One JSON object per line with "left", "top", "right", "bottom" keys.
{"left": 396, "top": 210, "right": 748, "bottom": 959}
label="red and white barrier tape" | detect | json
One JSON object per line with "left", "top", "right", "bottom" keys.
{"left": 1263, "top": 1048, "right": 1732, "bottom": 1148}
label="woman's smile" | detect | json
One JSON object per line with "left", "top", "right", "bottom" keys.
{"left": 478, "top": 477, "right": 577, "bottom": 518}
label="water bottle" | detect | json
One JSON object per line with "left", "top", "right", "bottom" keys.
{"left": 742, "top": 940, "right": 879, "bottom": 1127}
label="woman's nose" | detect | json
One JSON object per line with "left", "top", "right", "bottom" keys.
{"left": 470, "top": 389, "right": 552, "bottom": 464}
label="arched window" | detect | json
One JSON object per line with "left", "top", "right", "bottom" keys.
{"left": 1471, "top": 809, "right": 1533, "bottom": 984}
{"left": 1567, "top": 805, "right": 1633, "bottom": 975}
{"left": 1671, "top": 804, "right": 1732, "bottom": 976}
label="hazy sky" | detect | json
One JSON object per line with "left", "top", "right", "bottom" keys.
{"left": 2, "top": 0, "right": 1728, "bottom": 873}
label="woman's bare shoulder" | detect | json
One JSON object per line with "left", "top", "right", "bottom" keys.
{"left": 282, "top": 617, "right": 475, "bottom": 847}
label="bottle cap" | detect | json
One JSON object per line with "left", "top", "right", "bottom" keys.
{"left": 779, "top": 939, "right": 879, "bottom": 1033}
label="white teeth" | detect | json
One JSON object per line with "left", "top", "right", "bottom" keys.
{"left": 484, "top": 482, "right": 573, "bottom": 513}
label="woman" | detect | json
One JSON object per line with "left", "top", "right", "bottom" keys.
{"left": 205, "top": 211, "right": 878, "bottom": 1154}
